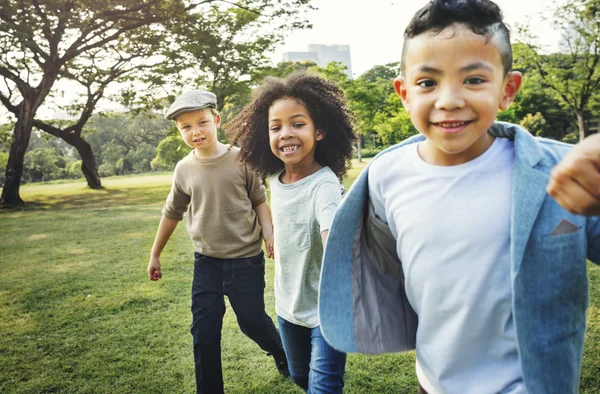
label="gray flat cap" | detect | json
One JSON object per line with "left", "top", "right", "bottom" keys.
{"left": 164, "top": 90, "right": 217, "bottom": 120}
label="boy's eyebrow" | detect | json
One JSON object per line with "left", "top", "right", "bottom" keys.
{"left": 412, "top": 62, "right": 494, "bottom": 76}
{"left": 412, "top": 65, "right": 442, "bottom": 76}
{"left": 459, "top": 62, "right": 494, "bottom": 73}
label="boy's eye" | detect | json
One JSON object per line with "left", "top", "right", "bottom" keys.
{"left": 293, "top": 123, "right": 305, "bottom": 128}
{"left": 417, "top": 79, "right": 436, "bottom": 88}
{"left": 465, "top": 77, "right": 485, "bottom": 85}
{"left": 270, "top": 126, "right": 281, "bottom": 132}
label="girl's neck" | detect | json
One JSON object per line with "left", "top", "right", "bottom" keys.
{"left": 280, "top": 161, "right": 323, "bottom": 184}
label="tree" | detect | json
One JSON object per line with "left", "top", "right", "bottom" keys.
{"left": 151, "top": 136, "right": 189, "bottom": 170}
{"left": 123, "top": 4, "right": 313, "bottom": 118}
{"left": 23, "top": 148, "right": 63, "bottom": 183}
{"left": 517, "top": 0, "right": 600, "bottom": 141}
{"left": 349, "top": 63, "right": 400, "bottom": 160}
{"left": 372, "top": 93, "right": 418, "bottom": 145}
{"left": 0, "top": 0, "right": 313, "bottom": 206}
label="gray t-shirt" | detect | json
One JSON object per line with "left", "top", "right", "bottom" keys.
{"left": 269, "top": 167, "right": 344, "bottom": 328}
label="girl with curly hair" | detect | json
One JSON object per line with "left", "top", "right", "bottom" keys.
{"left": 227, "top": 72, "right": 356, "bottom": 393}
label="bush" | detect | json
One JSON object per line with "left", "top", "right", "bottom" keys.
{"left": 65, "top": 160, "right": 83, "bottom": 179}
{"left": 98, "top": 162, "right": 116, "bottom": 177}
{"left": 356, "top": 147, "right": 383, "bottom": 158}
{"left": 562, "top": 132, "right": 579, "bottom": 144}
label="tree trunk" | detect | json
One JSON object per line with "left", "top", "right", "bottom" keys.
{"left": 576, "top": 110, "right": 586, "bottom": 142}
{"left": 1, "top": 106, "right": 35, "bottom": 206}
{"left": 69, "top": 135, "right": 102, "bottom": 189}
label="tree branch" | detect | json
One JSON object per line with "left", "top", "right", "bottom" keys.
{"left": 31, "top": 0, "right": 53, "bottom": 42}
{"left": 0, "top": 90, "right": 19, "bottom": 114}
{"left": 0, "top": 65, "right": 29, "bottom": 93}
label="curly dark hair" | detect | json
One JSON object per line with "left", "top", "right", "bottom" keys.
{"left": 402, "top": 0, "right": 512, "bottom": 74}
{"left": 226, "top": 72, "right": 357, "bottom": 181}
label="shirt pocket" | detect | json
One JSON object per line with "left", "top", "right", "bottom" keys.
{"left": 538, "top": 227, "right": 584, "bottom": 250}
{"left": 287, "top": 220, "right": 311, "bottom": 252}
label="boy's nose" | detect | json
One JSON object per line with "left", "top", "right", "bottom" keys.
{"left": 435, "top": 86, "right": 465, "bottom": 111}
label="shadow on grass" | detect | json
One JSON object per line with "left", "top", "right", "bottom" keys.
{"left": 0, "top": 185, "right": 170, "bottom": 213}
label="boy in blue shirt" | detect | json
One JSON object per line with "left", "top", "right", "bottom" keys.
{"left": 318, "top": 1, "right": 600, "bottom": 393}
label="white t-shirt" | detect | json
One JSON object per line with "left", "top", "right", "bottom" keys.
{"left": 369, "top": 137, "right": 525, "bottom": 394}
{"left": 269, "top": 167, "right": 344, "bottom": 328}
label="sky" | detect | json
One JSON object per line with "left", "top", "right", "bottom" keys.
{"left": 270, "top": 0, "right": 564, "bottom": 78}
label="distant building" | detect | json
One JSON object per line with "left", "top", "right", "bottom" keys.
{"left": 283, "top": 44, "right": 353, "bottom": 78}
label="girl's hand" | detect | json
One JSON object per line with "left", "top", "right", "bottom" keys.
{"left": 264, "top": 234, "right": 274, "bottom": 258}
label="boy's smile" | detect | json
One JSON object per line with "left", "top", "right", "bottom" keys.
{"left": 395, "top": 23, "right": 521, "bottom": 166}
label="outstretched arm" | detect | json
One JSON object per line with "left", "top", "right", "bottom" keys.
{"left": 254, "top": 201, "right": 274, "bottom": 258}
{"left": 547, "top": 133, "right": 600, "bottom": 216}
{"left": 147, "top": 215, "right": 179, "bottom": 280}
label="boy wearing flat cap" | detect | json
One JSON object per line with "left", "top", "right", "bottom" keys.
{"left": 147, "top": 90, "right": 288, "bottom": 393}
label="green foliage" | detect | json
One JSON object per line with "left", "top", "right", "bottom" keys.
{"left": 23, "top": 148, "right": 64, "bottom": 183}
{"left": 65, "top": 160, "right": 83, "bottom": 179}
{"left": 358, "top": 148, "right": 383, "bottom": 158}
{"left": 373, "top": 93, "right": 418, "bottom": 146}
{"left": 562, "top": 132, "right": 580, "bottom": 144}
{"left": 520, "top": 113, "right": 549, "bottom": 136}
{"left": 0, "top": 151, "right": 8, "bottom": 185}
{"left": 152, "top": 136, "right": 190, "bottom": 170}
{"left": 309, "top": 62, "right": 412, "bottom": 149}
{"left": 126, "top": 2, "right": 312, "bottom": 117}
{"left": 516, "top": 0, "right": 600, "bottom": 139}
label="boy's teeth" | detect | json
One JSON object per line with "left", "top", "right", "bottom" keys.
{"left": 439, "top": 121, "right": 466, "bottom": 127}
{"left": 282, "top": 146, "right": 298, "bottom": 152}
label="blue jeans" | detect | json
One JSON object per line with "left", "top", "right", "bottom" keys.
{"left": 191, "top": 251, "right": 285, "bottom": 394}
{"left": 278, "top": 316, "right": 346, "bottom": 393}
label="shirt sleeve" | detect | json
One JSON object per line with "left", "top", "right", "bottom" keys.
{"left": 161, "top": 165, "right": 191, "bottom": 221}
{"left": 314, "top": 180, "right": 343, "bottom": 233}
{"left": 245, "top": 164, "right": 266, "bottom": 207}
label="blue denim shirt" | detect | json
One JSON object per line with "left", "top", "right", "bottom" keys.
{"left": 318, "top": 122, "right": 600, "bottom": 393}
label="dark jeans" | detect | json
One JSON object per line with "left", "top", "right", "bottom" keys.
{"left": 191, "top": 251, "right": 284, "bottom": 394}
{"left": 278, "top": 316, "right": 346, "bottom": 393}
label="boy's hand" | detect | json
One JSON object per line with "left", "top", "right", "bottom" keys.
{"left": 263, "top": 233, "right": 274, "bottom": 258}
{"left": 147, "top": 256, "right": 162, "bottom": 281}
{"left": 547, "top": 133, "right": 600, "bottom": 216}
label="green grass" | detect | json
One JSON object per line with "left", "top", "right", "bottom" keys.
{"left": 1, "top": 159, "right": 599, "bottom": 393}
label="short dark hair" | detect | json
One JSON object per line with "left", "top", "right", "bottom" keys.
{"left": 226, "top": 72, "right": 356, "bottom": 181}
{"left": 401, "top": 0, "right": 512, "bottom": 74}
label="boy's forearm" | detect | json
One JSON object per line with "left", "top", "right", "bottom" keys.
{"left": 151, "top": 215, "right": 179, "bottom": 257}
{"left": 253, "top": 201, "right": 273, "bottom": 237}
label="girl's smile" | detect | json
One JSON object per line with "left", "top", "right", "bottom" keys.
{"left": 268, "top": 97, "right": 324, "bottom": 179}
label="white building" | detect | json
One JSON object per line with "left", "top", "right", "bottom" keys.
{"left": 283, "top": 44, "right": 353, "bottom": 78}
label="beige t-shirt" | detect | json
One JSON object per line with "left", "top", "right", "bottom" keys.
{"left": 162, "top": 146, "right": 266, "bottom": 258}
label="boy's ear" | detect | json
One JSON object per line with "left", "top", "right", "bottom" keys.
{"left": 499, "top": 71, "right": 523, "bottom": 110}
{"left": 214, "top": 113, "right": 222, "bottom": 128}
{"left": 316, "top": 129, "right": 324, "bottom": 141}
{"left": 393, "top": 77, "right": 410, "bottom": 112}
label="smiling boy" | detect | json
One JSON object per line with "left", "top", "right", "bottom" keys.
{"left": 318, "top": 1, "right": 600, "bottom": 393}
{"left": 147, "top": 90, "right": 288, "bottom": 393}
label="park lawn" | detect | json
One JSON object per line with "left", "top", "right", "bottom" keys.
{"left": 0, "top": 159, "right": 599, "bottom": 394}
